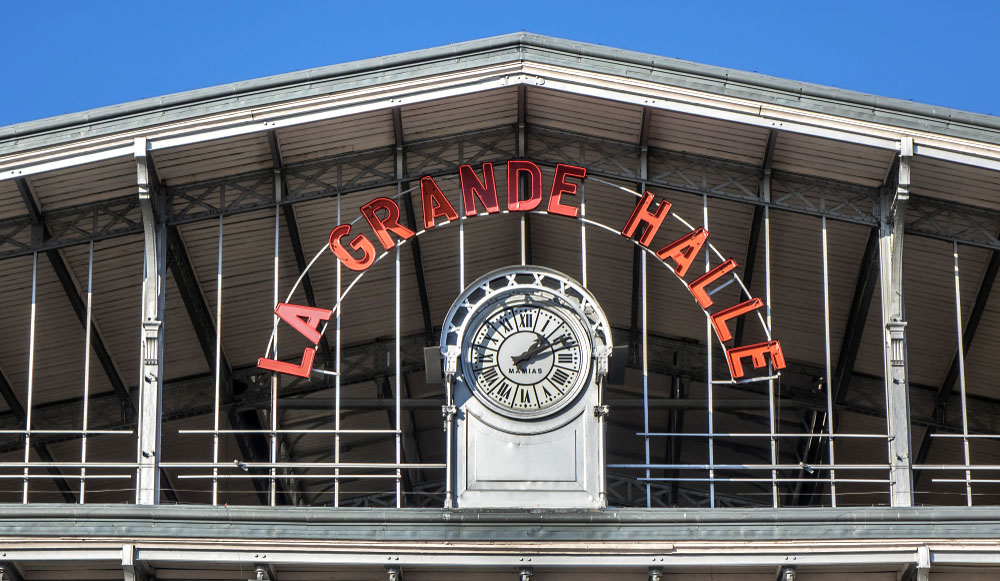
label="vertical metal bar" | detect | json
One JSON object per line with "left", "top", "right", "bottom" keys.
{"left": 580, "top": 182, "right": 587, "bottom": 286}
{"left": 517, "top": 84, "right": 527, "bottom": 267}
{"left": 459, "top": 187, "right": 466, "bottom": 291}
{"left": 23, "top": 252, "right": 37, "bottom": 504}
{"left": 765, "top": 204, "right": 778, "bottom": 508}
{"left": 335, "top": 194, "right": 342, "bottom": 507}
{"left": 269, "top": 177, "right": 280, "bottom": 507}
{"left": 521, "top": 214, "right": 528, "bottom": 266}
{"left": 395, "top": 243, "right": 402, "bottom": 508}
{"left": 212, "top": 216, "right": 223, "bottom": 505}
{"left": 80, "top": 242, "right": 94, "bottom": 502}
{"left": 641, "top": 251, "right": 650, "bottom": 507}
{"left": 952, "top": 242, "right": 973, "bottom": 506}
{"left": 704, "top": 194, "right": 715, "bottom": 508}
{"left": 821, "top": 217, "right": 838, "bottom": 506}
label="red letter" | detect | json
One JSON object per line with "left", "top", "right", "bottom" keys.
{"left": 621, "top": 192, "right": 671, "bottom": 247}
{"left": 656, "top": 227, "right": 709, "bottom": 278}
{"left": 258, "top": 348, "right": 317, "bottom": 378}
{"left": 460, "top": 163, "right": 499, "bottom": 216}
{"left": 328, "top": 224, "right": 376, "bottom": 271}
{"left": 726, "top": 341, "right": 787, "bottom": 379}
{"left": 688, "top": 259, "right": 738, "bottom": 308}
{"left": 256, "top": 302, "right": 333, "bottom": 379}
{"left": 547, "top": 163, "right": 587, "bottom": 218}
{"left": 420, "top": 176, "right": 459, "bottom": 229}
{"left": 507, "top": 160, "right": 543, "bottom": 212}
{"left": 360, "top": 197, "right": 415, "bottom": 251}
{"left": 274, "top": 302, "right": 332, "bottom": 345}
{"left": 710, "top": 298, "right": 764, "bottom": 342}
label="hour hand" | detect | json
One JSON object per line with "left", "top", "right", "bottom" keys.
{"left": 513, "top": 335, "right": 547, "bottom": 367}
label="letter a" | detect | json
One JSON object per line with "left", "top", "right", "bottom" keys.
{"left": 274, "top": 303, "right": 332, "bottom": 344}
{"left": 656, "top": 227, "right": 708, "bottom": 278}
{"left": 420, "top": 176, "right": 459, "bottom": 229}
{"left": 257, "top": 303, "right": 333, "bottom": 378}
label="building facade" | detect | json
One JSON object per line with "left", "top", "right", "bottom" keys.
{"left": 1, "top": 33, "right": 1000, "bottom": 580}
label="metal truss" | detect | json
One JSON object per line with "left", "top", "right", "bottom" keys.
{"left": 905, "top": 195, "right": 1000, "bottom": 250}
{"left": 4, "top": 125, "right": 1000, "bottom": 260}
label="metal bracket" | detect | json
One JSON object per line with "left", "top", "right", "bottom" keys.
{"left": 649, "top": 567, "right": 663, "bottom": 581}
{"left": 250, "top": 564, "right": 275, "bottom": 581}
{"left": 386, "top": 566, "right": 402, "bottom": 581}
{"left": 777, "top": 565, "right": 796, "bottom": 581}
{"left": 886, "top": 320, "right": 907, "bottom": 366}
{"left": 0, "top": 561, "right": 25, "bottom": 581}
{"left": 594, "top": 404, "right": 610, "bottom": 418}
{"left": 518, "top": 567, "right": 533, "bottom": 581}
{"left": 122, "top": 545, "right": 153, "bottom": 581}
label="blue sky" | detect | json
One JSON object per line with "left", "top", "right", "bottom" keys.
{"left": 1, "top": 1, "right": 997, "bottom": 127}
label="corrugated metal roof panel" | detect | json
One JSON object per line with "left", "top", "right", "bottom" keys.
{"left": 911, "top": 155, "right": 1000, "bottom": 212}
{"left": 527, "top": 87, "right": 643, "bottom": 143}
{"left": 0, "top": 179, "right": 27, "bottom": 220}
{"left": 401, "top": 87, "right": 518, "bottom": 141}
{"left": 773, "top": 133, "right": 894, "bottom": 188}
{"left": 27, "top": 156, "right": 136, "bottom": 212}
{"left": 154, "top": 132, "right": 273, "bottom": 186}
{"left": 648, "top": 110, "right": 772, "bottom": 166}
{"left": 163, "top": 270, "right": 212, "bottom": 381}
{"left": 276, "top": 109, "right": 394, "bottom": 166}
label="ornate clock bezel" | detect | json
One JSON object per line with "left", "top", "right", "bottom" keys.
{"left": 440, "top": 266, "right": 613, "bottom": 422}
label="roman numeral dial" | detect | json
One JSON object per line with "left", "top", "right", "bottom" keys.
{"left": 465, "top": 299, "right": 588, "bottom": 418}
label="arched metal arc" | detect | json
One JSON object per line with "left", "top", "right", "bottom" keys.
{"left": 262, "top": 171, "right": 778, "bottom": 380}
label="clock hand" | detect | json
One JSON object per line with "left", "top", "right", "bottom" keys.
{"left": 515, "top": 335, "right": 576, "bottom": 368}
{"left": 512, "top": 335, "right": 546, "bottom": 366}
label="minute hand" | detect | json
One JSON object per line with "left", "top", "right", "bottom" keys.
{"left": 514, "top": 335, "right": 575, "bottom": 367}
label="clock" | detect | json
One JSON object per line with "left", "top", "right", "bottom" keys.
{"left": 465, "top": 293, "right": 590, "bottom": 419}
{"left": 441, "top": 266, "right": 612, "bottom": 422}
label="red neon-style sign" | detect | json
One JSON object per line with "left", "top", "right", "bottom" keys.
{"left": 262, "top": 159, "right": 785, "bottom": 381}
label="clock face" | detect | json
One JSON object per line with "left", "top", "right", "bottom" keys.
{"left": 464, "top": 296, "right": 590, "bottom": 419}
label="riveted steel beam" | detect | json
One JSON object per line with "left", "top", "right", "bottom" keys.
{"left": 734, "top": 129, "right": 777, "bottom": 346}
{"left": 393, "top": 108, "right": 433, "bottom": 342}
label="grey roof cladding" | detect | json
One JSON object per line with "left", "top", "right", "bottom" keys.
{"left": 2, "top": 32, "right": 1000, "bottom": 154}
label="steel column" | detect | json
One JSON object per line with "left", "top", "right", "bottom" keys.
{"left": 122, "top": 544, "right": 151, "bottom": 581}
{"left": 879, "top": 139, "right": 914, "bottom": 507}
{"left": 136, "top": 139, "right": 165, "bottom": 505}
